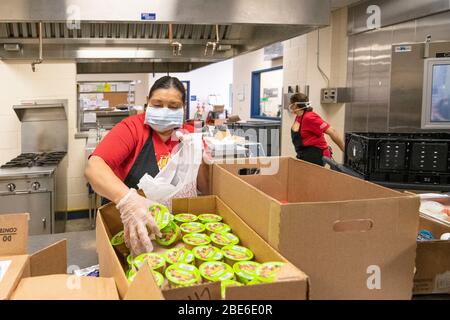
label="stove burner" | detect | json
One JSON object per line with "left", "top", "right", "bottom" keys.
{"left": 1, "top": 152, "right": 67, "bottom": 168}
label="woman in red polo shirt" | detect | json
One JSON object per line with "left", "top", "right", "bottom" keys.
{"left": 85, "top": 76, "right": 204, "bottom": 255}
{"left": 289, "top": 93, "right": 344, "bottom": 166}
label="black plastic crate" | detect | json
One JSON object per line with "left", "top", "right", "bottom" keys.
{"left": 344, "top": 132, "right": 450, "bottom": 185}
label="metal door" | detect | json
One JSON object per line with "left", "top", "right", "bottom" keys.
{"left": 0, "top": 192, "right": 52, "bottom": 235}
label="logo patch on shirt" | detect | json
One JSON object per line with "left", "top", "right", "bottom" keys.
{"left": 320, "top": 123, "right": 328, "bottom": 130}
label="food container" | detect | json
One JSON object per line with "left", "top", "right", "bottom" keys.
{"left": 182, "top": 233, "right": 211, "bottom": 250}
{"left": 165, "top": 263, "right": 201, "bottom": 288}
{"left": 221, "top": 280, "right": 243, "bottom": 299}
{"left": 255, "top": 262, "right": 286, "bottom": 283}
{"left": 222, "top": 245, "right": 254, "bottom": 266}
{"left": 156, "top": 221, "right": 182, "bottom": 247}
{"left": 233, "top": 261, "right": 261, "bottom": 284}
{"left": 163, "top": 247, "right": 195, "bottom": 265}
{"left": 132, "top": 252, "right": 166, "bottom": 274}
{"left": 197, "top": 213, "right": 223, "bottom": 224}
{"left": 110, "top": 230, "right": 129, "bottom": 257}
{"left": 174, "top": 213, "right": 198, "bottom": 225}
{"left": 180, "top": 222, "right": 206, "bottom": 235}
{"left": 150, "top": 204, "right": 174, "bottom": 230}
{"left": 210, "top": 232, "right": 240, "bottom": 248}
{"left": 127, "top": 269, "right": 165, "bottom": 288}
{"left": 199, "top": 261, "right": 235, "bottom": 283}
{"left": 205, "top": 222, "right": 231, "bottom": 235}
{"left": 152, "top": 271, "right": 165, "bottom": 288}
{"left": 192, "top": 245, "right": 224, "bottom": 267}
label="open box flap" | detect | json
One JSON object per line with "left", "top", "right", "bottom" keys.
{"left": 0, "top": 255, "right": 30, "bottom": 300}
{"left": 29, "top": 240, "right": 67, "bottom": 276}
{"left": 124, "top": 263, "right": 164, "bottom": 300}
{"left": 10, "top": 274, "right": 119, "bottom": 300}
{"left": 0, "top": 213, "right": 29, "bottom": 256}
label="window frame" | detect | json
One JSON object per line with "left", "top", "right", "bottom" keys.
{"left": 250, "top": 66, "right": 283, "bottom": 120}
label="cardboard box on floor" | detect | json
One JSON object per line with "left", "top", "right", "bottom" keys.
{"left": 414, "top": 215, "right": 450, "bottom": 295}
{"left": 212, "top": 157, "right": 420, "bottom": 300}
{"left": 0, "top": 213, "right": 118, "bottom": 300}
{"left": 96, "top": 195, "right": 309, "bottom": 300}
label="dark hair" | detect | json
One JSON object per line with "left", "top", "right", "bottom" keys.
{"left": 148, "top": 76, "right": 186, "bottom": 104}
{"left": 290, "top": 93, "right": 313, "bottom": 112}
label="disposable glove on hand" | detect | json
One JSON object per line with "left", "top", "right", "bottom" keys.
{"left": 116, "top": 188, "right": 162, "bottom": 256}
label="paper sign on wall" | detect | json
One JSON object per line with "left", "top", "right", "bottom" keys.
{"left": 83, "top": 112, "right": 97, "bottom": 124}
{"left": 0, "top": 260, "right": 12, "bottom": 283}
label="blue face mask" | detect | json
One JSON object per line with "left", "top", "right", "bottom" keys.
{"left": 145, "top": 106, "right": 184, "bottom": 132}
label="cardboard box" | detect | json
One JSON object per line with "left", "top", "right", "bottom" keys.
{"left": 96, "top": 195, "right": 309, "bottom": 300}
{"left": 414, "top": 215, "right": 450, "bottom": 295}
{"left": 0, "top": 213, "right": 119, "bottom": 300}
{"left": 212, "top": 157, "right": 420, "bottom": 300}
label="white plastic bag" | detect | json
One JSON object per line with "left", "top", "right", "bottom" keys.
{"left": 137, "top": 133, "right": 203, "bottom": 210}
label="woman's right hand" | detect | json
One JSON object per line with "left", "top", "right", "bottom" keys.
{"left": 116, "top": 188, "right": 162, "bottom": 256}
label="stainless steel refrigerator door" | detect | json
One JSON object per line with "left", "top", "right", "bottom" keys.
{"left": 0, "top": 192, "right": 52, "bottom": 235}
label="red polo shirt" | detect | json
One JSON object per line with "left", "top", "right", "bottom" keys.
{"left": 295, "top": 111, "right": 331, "bottom": 158}
{"left": 91, "top": 113, "right": 194, "bottom": 181}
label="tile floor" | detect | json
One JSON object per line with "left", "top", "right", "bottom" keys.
{"left": 65, "top": 218, "right": 94, "bottom": 232}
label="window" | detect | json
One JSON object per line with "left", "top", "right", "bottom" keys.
{"left": 422, "top": 58, "right": 450, "bottom": 129}
{"left": 251, "top": 66, "right": 283, "bottom": 119}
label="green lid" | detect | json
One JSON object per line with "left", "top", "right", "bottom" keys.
{"left": 152, "top": 271, "right": 165, "bottom": 287}
{"left": 199, "top": 261, "right": 234, "bottom": 282}
{"left": 165, "top": 263, "right": 201, "bottom": 286}
{"left": 247, "top": 279, "right": 262, "bottom": 285}
{"left": 133, "top": 253, "right": 165, "bottom": 270}
{"left": 255, "top": 262, "right": 285, "bottom": 282}
{"left": 192, "top": 245, "right": 224, "bottom": 262}
{"left": 182, "top": 233, "right": 211, "bottom": 247}
{"left": 163, "top": 247, "right": 195, "bottom": 265}
{"left": 233, "top": 261, "right": 261, "bottom": 282}
{"left": 205, "top": 222, "right": 231, "bottom": 234}
{"left": 111, "top": 230, "right": 125, "bottom": 246}
{"left": 222, "top": 245, "right": 254, "bottom": 262}
{"left": 210, "top": 232, "right": 239, "bottom": 247}
{"left": 127, "top": 269, "right": 137, "bottom": 283}
{"left": 221, "top": 280, "right": 243, "bottom": 298}
{"left": 150, "top": 204, "right": 173, "bottom": 230}
{"left": 174, "top": 213, "right": 198, "bottom": 224}
{"left": 156, "top": 221, "right": 181, "bottom": 246}
{"left": 198, "top": 214, "right": 223, "bottom": 223}
{"left": 180, "top": 222, "right": 206, "bottom": 234}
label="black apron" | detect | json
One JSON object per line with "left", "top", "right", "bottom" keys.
{"left": 291, "top": 113, "right": 325, "bottom": 167}
{"left": 101, "top": 129, "right": 160, "bottom": 205}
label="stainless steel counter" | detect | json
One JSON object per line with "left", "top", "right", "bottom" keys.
{"left": 28, "top": 230, "right": 97, "bottom": 272}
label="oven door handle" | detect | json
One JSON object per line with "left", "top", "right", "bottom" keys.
{"left": 0, "top": 189, "right": 49, "bottom": 195}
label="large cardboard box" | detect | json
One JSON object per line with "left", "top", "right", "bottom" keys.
{"left": 414, "top": 215, "right": 450, "bottom": 295}
{"left": 96, "top": 195, "right": 309, "bottom": 300}
{"left": 0, "top": 213, "right": 119, "bottom": 300}
{"left": 212, "top": 157, "right": 420, "bottom": 300}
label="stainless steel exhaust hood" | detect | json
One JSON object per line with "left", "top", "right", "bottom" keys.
{"left": 0, "top": 0, "right": 330, "bottom": 73}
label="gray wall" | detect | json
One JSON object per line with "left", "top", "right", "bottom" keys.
{"left": 345, "top": 3, "right": 450, "bottom": 133}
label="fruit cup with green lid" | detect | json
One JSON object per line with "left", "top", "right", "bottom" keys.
{"left": 163, "top": 247, "right": 195, "bottom": 265}
{"left": 205, "top": 222, "right": 231, "bottom": 235}
{"left": 180, "top": 222, "right": 206, "bottom": 236}
{"left": 156, "top": 221, "right": 182, "bottom": 247}
{"left": 222, "top": 245, "right": 254, "bottom": 267}
{"left": 255, "top": 262, "right": 286, "bottom": 283}
{"left": 197, "top": 213, "right": 223, "bottom": 224}
{"left": 174, "top": 213, "right": 198, "bottom": 225}
{"left": 233, "top": 261, "right": 261, "bottom": 284}
{"left": 132, "top": 252, "right": 166, "bottom": 274}
{"left": 192, "top": 245, "right": 224, "bottom": 267}
{"left": 210, "top": 232, "right": 239, "bottom": 249}
{"left": 165, "top": 263, "right": 201, "bottom": 288}
{"left": 182, "top": 233, "right": 211, "bottom": 250}
{"left": 199, "top": 261, "right": 235, "bottom": 283}
{"left": 110, "top": 230, "right": 130, "bottom": 258}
